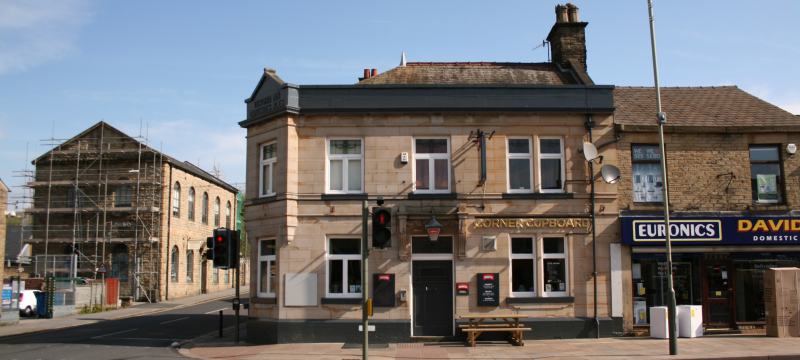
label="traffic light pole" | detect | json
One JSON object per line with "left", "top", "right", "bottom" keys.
{"left": 235, "top": 230, "right": 240, "bottom": 344}
{"left": 362, "top": 200, "right": 369, "bottom": 360}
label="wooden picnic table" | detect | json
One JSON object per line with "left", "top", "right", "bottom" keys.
{"left": 458, "top": 314, "right": 531, "bottom": 347}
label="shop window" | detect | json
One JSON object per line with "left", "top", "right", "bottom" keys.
{"left": 172, "top": 182, "right": 181, "bottom": 218}
{"left": 259, "top": 239, "right": 277, "bottom": 297}
{"left": 510, "top": 237, "right": 535, "bottom": 296}
{"left": 186, "top": 250, "right": 194, "bottom": 283}
{"left": 734, "top": 253, "right": 799, "bottom": 322}
{"left": 114, "top": 179, "right": 131, "bottom": 207}
{"left": 67, "top": 186, "right": 86, "bottom": 208}
{"left": 542, "top": 237, "right": 567, "bottom": 296}
{"left": 170, "top": 246, "right": 179, "bottom": 283}
{"left": 201, "top": 192, "right": 209, "bottom": 224}
{"left": 631, "top": 144, "right": 663, "bottom": 203}
{"left": 327, "top": 238, "right": 361, "bottom": 298}
{"left": 411, "top": 236, "right": 453, "bottom": 254}
{"left": 226, "top": 201, "right": 231, "bottom": 229}
{"left": 213, "top": 267, "right": 219, "bottom": 284}
{"left": 214, "top": 197, "right": 220, "bottom": 227}
{"left": 749, "top": 145, "right": 783, "bottom": 203}
{"left": 327, "top": 139, "right": 363, "bottom": 193}
{"left": 188, "top": 188, "right": 195, "bottom": 221}
{"left": 414, "top": 138, "right": 450, "bottom": 193}
{"left": 260, "top": 141, "right": 277, "bottom": 197}
{"left": 507, "top": 137, "right": 533, "bottom": 193}
{"left": 538, "top": 138, "right": 564, "bottom": 193}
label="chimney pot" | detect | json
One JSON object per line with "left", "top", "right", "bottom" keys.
{"left": 555, "top": 4, "right": 569, "bottom": 23}
{"left": 371, "top": 69, "right": 377, "bottom": 77}
{"left": 364, "top": 69, "right": 370, "bottom": 78}
{"left": 567, "top": 3, "right": 579, "bottom": 22}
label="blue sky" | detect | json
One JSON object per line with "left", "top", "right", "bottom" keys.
{"left": 2, "top": 0, "right": 798, "bottom": 210}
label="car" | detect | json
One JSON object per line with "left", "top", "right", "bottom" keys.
{"left": 19, "top": 289, "right": 42, "bottom": 317}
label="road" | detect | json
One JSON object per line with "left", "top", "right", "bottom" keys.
{"left": 0, "top": 296, "right": 248, "bottom": 360}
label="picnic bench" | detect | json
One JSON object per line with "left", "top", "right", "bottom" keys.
{"left": 459, "top": 315, "right": 531, "bottom": 347}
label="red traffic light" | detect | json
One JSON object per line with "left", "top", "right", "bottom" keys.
{"left": 379, "top": 213, "right": 387, "bottom": 225}
{"left": 216, "top": 236, "right": 223, "bottom": 242}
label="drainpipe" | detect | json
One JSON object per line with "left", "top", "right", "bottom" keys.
{"left": 585, "top": 115, "right": 600, "bottom": 339}
{"left": 165, "top": 164, "right": 173, "bottom": 300}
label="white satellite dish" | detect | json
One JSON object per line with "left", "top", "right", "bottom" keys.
{"left": 582, "top": 142, "right": 598, "bottom": 162}
{"left": 600, "top": 164, "right": 621, "bottom": 184}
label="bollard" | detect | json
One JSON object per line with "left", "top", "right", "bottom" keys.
{"left": 219, "top": 310, "right": 224, "bottom": 338}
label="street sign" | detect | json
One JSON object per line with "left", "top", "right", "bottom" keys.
{"left": 97, "top": 263, "right": 107, "bottom": 274}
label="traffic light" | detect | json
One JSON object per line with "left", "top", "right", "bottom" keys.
{"left": 372, "top": 207, "right": 392, "bottom": 248}
{"left": 206, "top": 237, "right": 214, "bottom": 261}
{"left": 212, "top": 228, "right": 238, "bottom": 269}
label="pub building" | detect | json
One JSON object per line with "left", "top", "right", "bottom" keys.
{"left": 240, "top": 5, "right": 628, "bottom": 343}
{"left": 614, "top": 86, "right": 800, "bottom": 332}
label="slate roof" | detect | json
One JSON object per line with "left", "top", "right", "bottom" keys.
{"left": 614, "top": 86, "right": 798, "bottom": 127}
{"left": 358, "top": 62, "right": 573, "bottom": 85}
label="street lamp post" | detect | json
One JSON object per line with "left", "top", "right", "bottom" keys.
{"left": 647, "top": 0, "right": 678, "bottom": 354}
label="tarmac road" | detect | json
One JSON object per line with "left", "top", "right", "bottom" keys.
{"left": 0, "top": 296, "right": 248, "bottom": 360}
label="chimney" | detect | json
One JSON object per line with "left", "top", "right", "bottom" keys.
{"left": 371, "top": 69, "right": 377, "bottom": 77}
{"left": 547, "top": 3, "right": 588, "bottom": 73}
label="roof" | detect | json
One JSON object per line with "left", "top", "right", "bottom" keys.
{"left": 614, "top": 86, "right": 798, "bottom": 127}
{"left": 0, "top": 177, "right": 9, "bottom": 192}
{"left": 357, "top": 62, "right": 576, "bottom": 85}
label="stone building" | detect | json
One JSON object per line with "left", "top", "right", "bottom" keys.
{"left": 614, "top": 86, "right": 800, "bottom": 332}
{"left": 0, "top": 178, "right": 9, "bottom": 276}
{"left": 241, "top": 4, "right": 626, "bottom": 343}
{"left": 24, "top": 122, "right": 244, "bottom": 301}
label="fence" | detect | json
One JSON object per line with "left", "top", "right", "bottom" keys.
{"left": 44, "top": 277, "right": 78, "bottom": 318}
{"left": 1, "top": 278, "right": 21, "bottom": 324}
{"left": 33, "top": 254, "right": 101, "bottom": 279}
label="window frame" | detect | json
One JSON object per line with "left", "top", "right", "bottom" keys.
{"left": 212, "top": 267, "right": 219, "bottom": 284}
{"left": 540, "top": 235, "right": 568, "bottom": 297}
{"left": 201, "top": 192, "right": 209, "bottom": 225}
{"left": 326, "top": 138, "right": 364, "bottom": 194}
{"left": 506, "top": 136, "right": 534, "bottom": 193}
{"left": 631, "top": 144, "right": 663, "bottom": 203}
{"left": 224, "top": 268, "right": 230, "bottom": 283}
{"left": 114, "top": 179, "right": 131, "bottom": 207}
{"left": 214, "top": 197, "right": 220, "bottom": 228}
{"left": 749, "top": 144, "right": 784, "bottom": 204}
{"left": 188, "top": 187, "right": 195, "bottom": 221}
{"left": 258, "top": 239, "right": 277, "bottom": 298}
{"left": 186, "top": 250, "right": 194, "bottom": 283}
{"left": 260, "top": 141, "right": 277, "bottom": 197}
{"left": 67, "top": 185, "right": 86, "bottom": 208}
{"left": 537, "top": 137, "right": 565, "bottom": 193}
{"left": 509, "top": 236, "right": 536, "bottom": 297}
{"left": 413, "top": 137, "right": 451, "bottom": 194}
{"left": 170, "top": 246, "right": 179, "bottom": 283}
{"left": 172, "top": 182, "right": 181, "bottom": 218}
{"left": 326, "top": 237, "right": 363, "bottom": 299}
{"left": 226, "top": 201, "right": 231, "bottom": 229}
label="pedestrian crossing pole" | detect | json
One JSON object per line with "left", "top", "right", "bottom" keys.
{"left": 362, "top": 200, "right": 369, "bottom": 360}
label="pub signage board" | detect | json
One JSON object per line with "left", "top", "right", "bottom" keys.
{"left": 373, "top": 274, "right": 395, "bottom": 307}
{"left": 477, "top": 273, "right": 499, "bottom": 306}
{"left": 456, "top": 283, "right": 469, "bottom": 296}
{"left": 622, "top": 216, "right": 800, "bottom": 246}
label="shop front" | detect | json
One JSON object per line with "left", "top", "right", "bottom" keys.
{"left": 623, "top": 214, "right": 800, "bottom": 329}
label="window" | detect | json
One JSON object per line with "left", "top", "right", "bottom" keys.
{"left": 214, "top": 197, "right": 220, "bottom": 227}
{"left": 327, "top": 238, "right": 362, "bottom": 297}
{"left": 114, "top": 178, "right": 131, "bottom": 207}
{"left": 260, "top": 141, "right": 277, "bottom": 197}
{"left": 188, "top": 188, "right": 195, "bottom": 221}
{"left": 202, "top": 193, "right": 208, "bottom": 224}
{"left": 111, "top": 244, "right": 128, "bottom": 281}
{"left": 224, "top": 268, "right": 230, "bottom": 283}
{"left": 327, "top": 139, "right": 363, "bottom": 193}
{"left": 172, "top": 182, "right": 181, "bottom": 218}
{"left": 67, "top": 186, "right": 86, "bottom": 208}
{"left": 507, "top": 137, "right": 533, "bottom": 193}
{"left": 414, "top": 138, "right": 450, "bottom": 193}
{"left": 631, "top": 145, "right": 663, "bottom": 203}
{"left": 542, "top": 237, "right": 568, "bottom": 296}
{"left": 259, "top": 239, "right": 277, "bottom": 297}
{"left": 213, "top": 267, "right": 219, "bottom": 284}
{"left": 171, "top": 246, "right": 179, "bottom": 283}
{"left": 538, "top": 138, "right": 564, "bottom": 192}
{"left": 226, "top": 201, "right": 231, "bottom": 229}
{"left": 186, "top": 251, "right": 194, "bottom": 283}
{"left": 411, "top": 236, "right": 453, "bottom": 254}
{"left": 511, "top": 237, "right": 535, "bottom": 296}
{"left": 750, "top": 145, "right": 783, "bottom": 203}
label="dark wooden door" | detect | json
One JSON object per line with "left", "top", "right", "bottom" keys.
{"left": 702, "top": 260, "right": 734, "bottom": 327}
{"left": 412, "top": 260, "right": 453, "bottom": 336}
{"left": 201, "top": 260, "right": 208, "bottom": 294}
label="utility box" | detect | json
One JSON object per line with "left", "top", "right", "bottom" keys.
{"left": 373, "top": 274, "right": 395, "bottom": 307}
{"left": 677, "top": 305, "right": 702, "bottom": 338}
{"left": 765, "top": 268, "right": 800, "bottom": 337}
{"left": 650, "top": 306, "right": 679, "bottom": 339}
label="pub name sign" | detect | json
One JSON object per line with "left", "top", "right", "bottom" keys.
{"left": 474, "top": 218, "right": 590, "bottom": 229}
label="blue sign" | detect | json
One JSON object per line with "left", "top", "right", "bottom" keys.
{"left": 2, "top": 283, "right": 11, "bottom": 307}
{"left": 622, "top": 216, "right": 800, "bottom": 246}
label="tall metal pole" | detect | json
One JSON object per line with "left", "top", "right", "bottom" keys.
{"left": 647, "top": 0, "right": 678, "bottom": 354}
{"left": 586, "top": 117, "right": 600, "bottom": 339}
{"left": 361, "top": 200, "right": 369, "bottom": 360}
{"left": 235, "top": 231, "right": 240, "bottom": 343}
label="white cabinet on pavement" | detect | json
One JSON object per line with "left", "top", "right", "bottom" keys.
{"left": 677, "top": 305, "right": 703, "bottom": 338}
{"left": 650, "top": 306, "right": 679, "bottom": 339}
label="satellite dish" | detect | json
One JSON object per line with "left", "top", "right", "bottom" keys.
{"left": 600, "top": 164, "right": 622, "bottom": 184}
{"left": 582, "top": 142, "right": 598, "bottom": 162}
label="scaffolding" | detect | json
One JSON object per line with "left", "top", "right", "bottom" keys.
{"left": 16, "top": 122, "right": 164, "bottom": 301}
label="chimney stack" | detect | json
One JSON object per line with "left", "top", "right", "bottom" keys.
{"left": 547, "top": 3, "right": 589, "bottom": 74}
{"left": 555, "top": 4, "right": 568, "bottom": 23}
{"left": 567, "top": 3, "right": 579, "bottom": 22}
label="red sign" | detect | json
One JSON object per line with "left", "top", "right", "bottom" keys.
{"left": 457, "top": 283, "right": 469, "bottom": 290}
{"left": 378, "top": 275, "right": 390, "bottom": 281}
{"left": 428, "top": 228, "right": 440, "bottom": 235}
{"left": 482, "top": 274, "right": 494, "bottom": 281}
{"left": 96, "top": 263, "right": 107, "bottom": 274}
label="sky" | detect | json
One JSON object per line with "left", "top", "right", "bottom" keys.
{"left": 2, "top": 0, "right": 798, "bottom": 211}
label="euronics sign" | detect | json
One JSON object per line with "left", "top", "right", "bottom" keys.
{"left": 622, "top": 216, "right": 800, "bottom": 245}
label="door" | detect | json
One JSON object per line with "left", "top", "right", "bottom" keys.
{"left": 200, "top": 260, "right": 208, "bottom": 294}
{"left": 702, "top": 260, "right": 734, "bottom": 327}
{"left": 412, "top": 260, "right": 453, "bottom": 336}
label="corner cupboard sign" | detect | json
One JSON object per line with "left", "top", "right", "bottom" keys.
{"left": 473, "top": 218, "right": 590, "bottom": 229}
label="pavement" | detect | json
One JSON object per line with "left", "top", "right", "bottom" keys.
{"left": 181, "top": 326, "right": 800, "bottom": 360}
{"left": 0, "top": 287, "right": 246, "bottom": 339}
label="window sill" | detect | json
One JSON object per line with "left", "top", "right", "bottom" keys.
{"left": 250, "top": 196, "right": 278, "bottom": 205}
{"left": 321, "top": 194, "right": 369, "bottom": 201}
{"left": 502, "top": 193, "right": 574, "bottom": 199}
{"left": 408, "top": 193, "right": 457, "bottom": 200}
{"left": 321, "top": 297, "right": 362, "bottom": 304}
{"left": 252, "top": 297, "right": 276, "bottom": 304}
{"left": 506, "top": 296, "right": 574, "bottom": 304}
{"left": 748, "top": 204, "right": 789, "bottom": 211}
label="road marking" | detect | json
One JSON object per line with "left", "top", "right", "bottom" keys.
{"left": 205, "top": 308, "right": 227, "bottom": 314}
{"left": 90, "top": 328, "right": 137, "bottom": 339}
{"left": 114, "top": 338, "right": 190, "bottom": 341}
{"left": 160, "top": 317, "right": 189, "bottom": 324}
